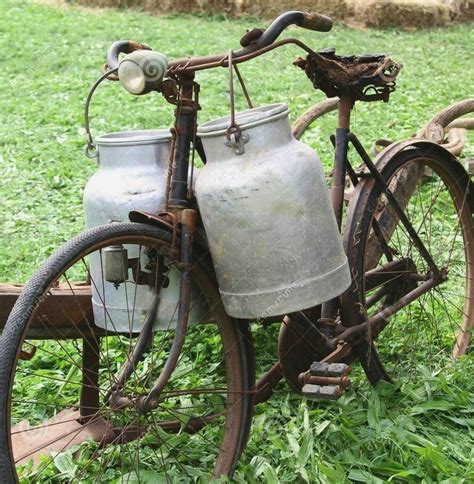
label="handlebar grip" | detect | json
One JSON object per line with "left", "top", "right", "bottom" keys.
{"left": 300, "top": 12, "right": 333, "bottom": 32}
{"left": 251, "top": 11, "right": 333, "bottom": 50}
{"left": 106, "top": 40, "right": 152, "bottom": 70}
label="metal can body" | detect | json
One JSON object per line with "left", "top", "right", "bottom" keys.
{"left": 83, "top": 129, "right": 208, "bottom": 332}
{"left": 196, "top": 104, "right": 351, "bottom": 318}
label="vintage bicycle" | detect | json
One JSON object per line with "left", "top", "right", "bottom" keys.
{"left": 0, "top": 10, "right": 473, "bottom": 481}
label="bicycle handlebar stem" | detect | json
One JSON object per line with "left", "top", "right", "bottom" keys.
{"left": 105, "top": 11, "right": 332, "bottom": 75}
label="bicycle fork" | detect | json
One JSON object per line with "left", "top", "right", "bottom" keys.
{"left": 108, "top": 74, "right": 200, "bottom": 414}
{"left": 137, "top": 208, "right": 197, "bottom": 413}
{"left": 108, "top": 209, "right": 198, "bottom": 414}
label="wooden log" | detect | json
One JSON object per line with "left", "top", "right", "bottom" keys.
{"left": 292, "top": 97, "right": 339, "bottom": 140}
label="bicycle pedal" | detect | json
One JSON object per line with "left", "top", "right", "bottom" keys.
{"left": 310, "top": 361, "right": 350, "bottom": 378}
{"left": 298, "top": 361, "right": 352, "bottom": 401}
{"left": 302, "top": 384, "right": 343, "bottom": 401}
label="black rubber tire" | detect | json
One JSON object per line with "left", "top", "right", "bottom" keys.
{"left": 0, "top": 222, "right": 255, "bottom": 482}
{"left": 342, "top": 147, "right": 474, "bottom": 384}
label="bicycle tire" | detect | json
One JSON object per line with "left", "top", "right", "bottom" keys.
{"left": 342, "top": 146, "right": 474, "bottom": 383}
{"left": 0, "top": 222, "right": 254, "bottom": 481}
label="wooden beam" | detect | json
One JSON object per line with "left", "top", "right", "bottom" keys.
{"left": 0, "top": 283, "right": 104, "bottom": 339}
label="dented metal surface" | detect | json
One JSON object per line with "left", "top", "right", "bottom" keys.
{"left": 196, "top": 103, "right": 351, "bottom": 318}
{"left": 83, "top": 129, "right": 208, "bottom": 332}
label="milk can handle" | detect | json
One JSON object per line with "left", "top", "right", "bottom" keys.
{"left": 226, "top": 50, "right": 239, "bottom": 134}
{"left": 224, "top": 50, "right": 250, "bottom": 156}
{"left": 84, "top": 67, "right": 119, "bottom": 159}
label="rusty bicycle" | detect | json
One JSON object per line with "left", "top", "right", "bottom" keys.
{"left": 0, "top": 10, "right": 473, "bottom": 481}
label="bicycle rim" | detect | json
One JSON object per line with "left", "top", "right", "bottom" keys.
{"left": 0, "top": 223, "right": 252, "bottom": 482}
{"left": 343, "top": 148, "right": 474, "bottom": 380}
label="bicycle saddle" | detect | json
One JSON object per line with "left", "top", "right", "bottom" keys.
{"left": 295, "top": 48, "right": 402, "bottom": 102}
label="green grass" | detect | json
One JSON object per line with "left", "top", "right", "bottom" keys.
{"left": 1, "top": 0, "right": 473, "bottom": 282}
{"left": 1, "top": 0, "right": 474, "bottom": 481}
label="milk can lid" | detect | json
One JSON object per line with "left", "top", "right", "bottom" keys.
{"left": 96, "top": 129, "right": 172, "bottom": 147}
{"left": 197, "top": 103, "right": 289, "bottom": 137}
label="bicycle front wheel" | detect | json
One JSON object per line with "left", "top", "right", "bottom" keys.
{"left": 342, "top": 146, "right": 474, "bottom": 383}
{"left": 0, "top": 222, "right": 253, "bottom": 482}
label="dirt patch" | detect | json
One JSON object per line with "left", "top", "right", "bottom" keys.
{"left": 42, "top": 0, "right": 474, "bottom": 27}
{"left": 238, "top": 0, "right": 351, "bottom": 18}
{"left": 34, "top": 0, "right": 114, "bottom": 12}
{"left": 448, "top": 0, "right": 474, "bottom": 20}
{"left": 352, "top": 0, "right": 450, "bottom": 28}
{"left": 34, "top": 0, "right": 67, "bottom": 5}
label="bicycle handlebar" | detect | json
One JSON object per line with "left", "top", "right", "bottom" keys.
{"left": 106, "top": 11, "right": 332, "bottom": 73}
{"left": 254, "top": 11, "right": 332, "bottom": 49}
{"left": 107, "top": 40, "right": 152, "bottom": 70}
{"left": 300, "top": 12, "right": 333, "bottom": 32}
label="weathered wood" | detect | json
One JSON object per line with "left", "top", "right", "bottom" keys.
{"left": 365, "top": 162, "right": 424, "bottom": 271}
{"left": 443, "top": 127, "right": 467, "bottom": 157}
{"left": 447, "top": 118, "right": 474, "bottom": 130}
{"left": 0, "top": 283, "right": 102, "bottom": 339}
{"left": 418, "top": 98, "right": 474, "bottom": 143}
{"left": 292, "top": 97, "right": 339, "bottom": 140}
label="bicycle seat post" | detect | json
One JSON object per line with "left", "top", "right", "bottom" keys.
{"left": 332, "top": 94, "right": 353, "bottom": 221}
{"left": 321, "top": 94, "right": 353, "bottom": 321}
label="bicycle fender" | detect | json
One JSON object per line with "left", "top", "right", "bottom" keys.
{"left": 128, "top": 210, "right": 211, "bottom": 254}
{"left": 129, "top": 210, "right": 177, "bottom": 233}
{"left": 373, "top": 138, "right": 464, "bottom": 172}
{"left": 349, "top": 138, "right": 474, "bottom": 218}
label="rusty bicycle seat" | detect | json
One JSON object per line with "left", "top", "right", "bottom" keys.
{"left": 295, "top": 48, "right": 402, "bottom": 102}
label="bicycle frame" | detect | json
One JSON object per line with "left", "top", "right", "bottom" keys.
{"left": 164, "top": 73, "right": 444, "bottom": 301}
{"left": 145, "top": 67, "right": 447, "bottom": 403}
{"left": 2, "top": 16, "right": 473, "bottom": 475}
{"left": 70, "top": 13, "right": 466, "bottom": 409}
{"left": 167, "top": 73, "right": 197, "bottom": 208}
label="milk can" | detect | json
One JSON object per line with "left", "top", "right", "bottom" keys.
{"left": 195, "top": 103, "right": 351, "bottom": 319}
{"left": 83, "top": 129, "right": 208, "bottom": 332}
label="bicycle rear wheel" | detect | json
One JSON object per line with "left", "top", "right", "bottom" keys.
{"left": 342, "top": 146, "right": 474, "bottom": 382}
{"left": 0, "top": 222, "right": 253, "bottom": 482}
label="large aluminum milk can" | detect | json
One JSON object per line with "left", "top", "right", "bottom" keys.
{"left": 83, "top": 129, "right": 208, "bottom": 332}
{"left": 195, "top": 103, "right": 351, "bottom": 319}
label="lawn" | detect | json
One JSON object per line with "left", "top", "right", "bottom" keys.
{"left": 1, "top": 0, "right": 474, "bottom": 481}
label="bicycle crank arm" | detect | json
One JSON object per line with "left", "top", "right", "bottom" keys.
{"left": 297, "top": 275, "right": 444, "bottom": 398}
